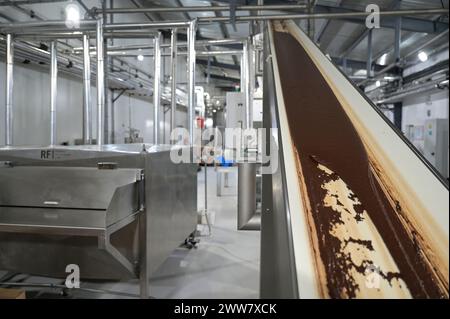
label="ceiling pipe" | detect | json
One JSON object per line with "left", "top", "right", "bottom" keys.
{"left": 95, "top": 4, "right": 308, "bottom": 14}
{"left": 0, "top": 0, "right": 68, "bottom": 6}
{"left": 376, "top": 77, "right": 448, "bottom": 104}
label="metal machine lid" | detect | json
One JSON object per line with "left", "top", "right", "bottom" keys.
{"left": 0, "top": 166, "right": 142, "bottom": 210}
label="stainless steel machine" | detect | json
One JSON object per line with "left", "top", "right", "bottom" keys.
{"left": 0, "top": 144, "right": 197, "bottom": 298}
{"left": 0, "top": 17, "right": 199, "bottom": 298}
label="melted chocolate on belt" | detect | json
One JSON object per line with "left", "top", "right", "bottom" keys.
{"left": 273, "top": 30, "right": 446, "bottom": 298}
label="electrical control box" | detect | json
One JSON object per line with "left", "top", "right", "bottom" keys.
{"left": 225, "top": 92, "right": 246, "bottom": 129}
{"left": 423, "top": 119, "right": 449, "bottom": 179}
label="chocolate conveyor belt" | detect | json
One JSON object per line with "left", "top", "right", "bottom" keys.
{"left": 261, "top": 21, "right": 449, "bottom": 299}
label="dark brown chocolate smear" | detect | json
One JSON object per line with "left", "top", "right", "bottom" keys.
{"left": 273, "top": 30, "right": 445, "bottom": 298}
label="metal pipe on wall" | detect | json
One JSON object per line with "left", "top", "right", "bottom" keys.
{"left": 187, "top": 20, "right": 197, "bottom": 146}
{"left": 153, "top": 32, "right": 162, "bottom": 145}
{"left": 49, "top": 41, "right": 58, "bottom": 146}
{"left": 5, "top": 34, "right": 14, "bottom": 146}
{"left": 170, "top": 28, "right": 177, "bottom": 144}
{"left": 96, "top": 18, "right": 105, "bottom": 146}
{"left": 82, "top": 34, "right": 92, "bottom": 144}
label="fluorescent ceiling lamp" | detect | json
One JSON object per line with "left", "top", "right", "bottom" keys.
{"left": 418, "top": 51, "right": 428, "bottom": 62}
{"left": 379, "top": 53, "right": 388, "bottom": 66}
{"left": 65, "top": 3, "right": 80, "bottom": 28}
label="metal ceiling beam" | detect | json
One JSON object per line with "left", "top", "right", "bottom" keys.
{"left": 339, "top": 28, "right": 370, "bottom": 58}
{"left": 96, "top": 3, "right": 447, "bottom": 33}
{"left": 129, "top": 0, "right": 161, "bottom": 21}
{"left": 197, "top": 58, "right": 241, "bottom": 71}
{"left": 206, "top": 73, "right": 240, "bottom": 83}
{"left": 160, "top": 31, "right": 243, "bottom": 50}
{"left": 358, "top": 28, "right": 449, "bottom": 86}
{"left": 316, "top": 0, "right": 342, "bottom": 43}
{"left": 313, "top": 5, "right": 448, "bottom": 33}
{"left": 198, "top": 55, "right": 383, "bottom": 73}
{"left": 339, "top": 0, "right": 402, "bottom": 58}
{"left": 97, "top": 4, "right": 308, "bottom": 14}
{"left": 403, "top": 59, "right": 449, "bottom": 84}
{"left": 0, "top": 12, "right": 15, "bottom": 22}
{"left": 212, "top": 1, "right": 239, "bottom": 66}
{"left": 0, "top": 0, "right": 67, "bottom": 5}
{"left": 332, "top": 56, "right": 385, "bottom": 72}
{"left": 175, "top": 0, "right": 191, "bottom": 21}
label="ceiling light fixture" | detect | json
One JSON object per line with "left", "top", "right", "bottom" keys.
{"left": 418, "top": 51, "right": 428, "bottom": 62}
{"left": 379, "top": 53, "right": 388, "bottom": 66}
{"left": 65, "top": 3, "right": 80, "bottom": 28}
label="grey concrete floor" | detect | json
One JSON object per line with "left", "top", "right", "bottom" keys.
{"left": 0, "top": 167, "right": 261, "bottom": 299}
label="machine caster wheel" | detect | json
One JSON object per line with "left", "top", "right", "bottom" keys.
{"left": 184, "top": 234, "right": 199, "bottom": 249}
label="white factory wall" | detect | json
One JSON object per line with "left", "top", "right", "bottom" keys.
{"left": 0, "top": 61, "right": 192, "bottom": 146}
{"left": 401, "top": 90, "right": 449, "bottom": 133}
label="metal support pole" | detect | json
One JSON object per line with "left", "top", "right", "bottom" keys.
{"left": 257, "top": 0, "right": 264, "bottom": 34}
{"left": 394, "top": 17, "right": 402, "bottom": 62}
{"left": 393, "top": 102, "right": 403, "bottom": 130}
{"left": 110, "top": 89, "right": 115, "bottom": 144}
{"left": 243, "top": 39, "right": 251, "bottom": 129}
{"left": 153, "top": 32, "right": 162, "bottom": 145}
{"left": 96, "top": 18, "right": 105, "bottom": 146}
{"left": 170, "top": 28, "right": 177, "bottom": 143}
{"left": 238, "top": 162, "right": 260, "bottom": 230}
{"left": 248, "top": 39, "right": 253, "bottom": 129}
{"left": 109, "top": 0, "right": 115, "bottom": 144}
{"left": 50, "top": 41, "right": 58, "bottom": 146}
{"left": 5, "top": 34, "right": 13, "bottom": 146}
{"left": 82, "top": 34, "right": 92, "bottom": 144}
{"left": 367, "top": 28, "right": 373, "bottom": 79}
{"left": 206, "top": 57, "right": 211, "bottom": 84}
{"left": 240, "top": 45, "right": 246, "bottom": 92}
{"left": 187, "top": 20, "right": 197, "bottom": 146}
{"left": 102, "top": 0, "right": 111, "bottom": 145}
